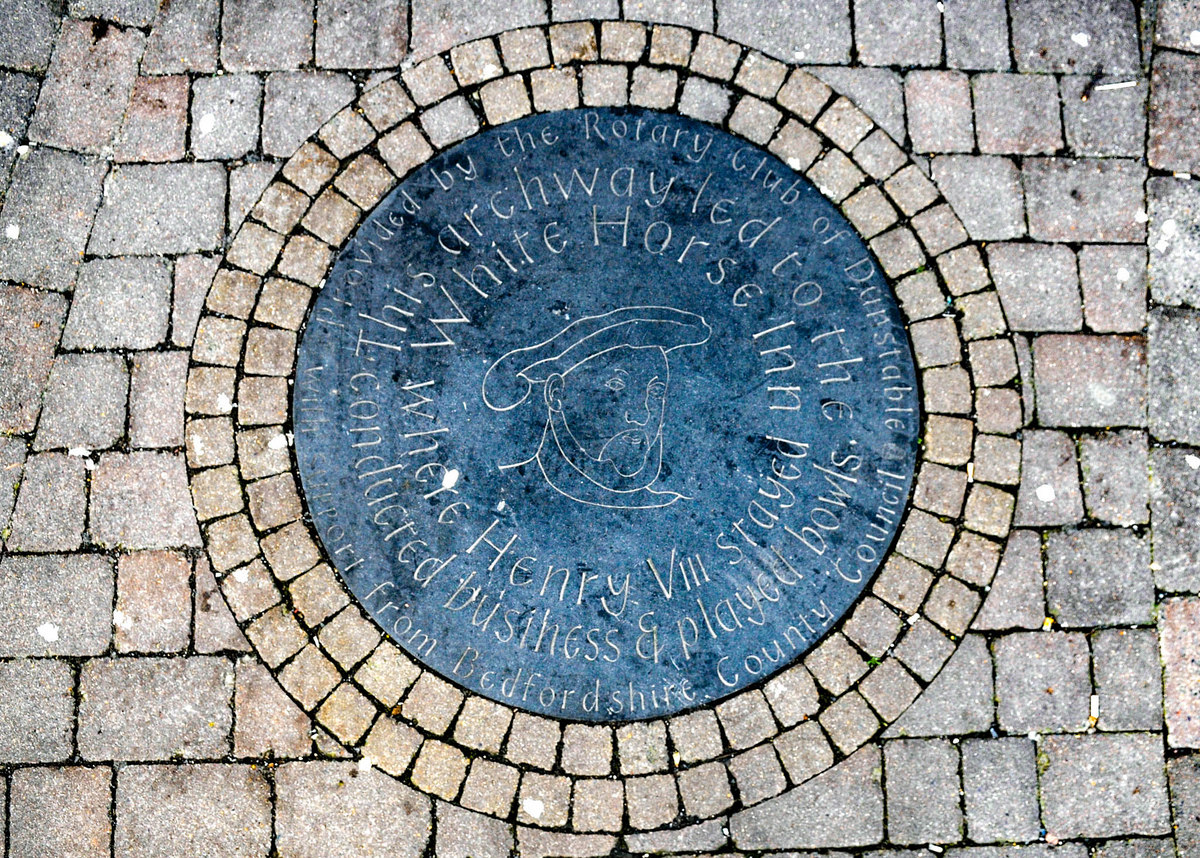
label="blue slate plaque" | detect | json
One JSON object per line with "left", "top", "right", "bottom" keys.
{"left": 293, "top": 107, "right": 920, "bottom": 721}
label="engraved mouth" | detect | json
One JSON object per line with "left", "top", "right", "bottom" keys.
{"left": 598, "top": 428, "right": 650, "bottom": 476}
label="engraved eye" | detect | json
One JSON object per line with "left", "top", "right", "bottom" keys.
{"left": 648, "top": 381, "right": 667, "bottom": 398}
{"left": 606, "top": 378, "right": 626, "bottom": 392}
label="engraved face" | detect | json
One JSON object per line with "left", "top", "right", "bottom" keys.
{"left": 545, "top": 345, "right": 669, "bottom": 486}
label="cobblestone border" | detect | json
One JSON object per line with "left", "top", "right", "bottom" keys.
{"left": 184, "top": 20, "right": 1021, "bottom": 832}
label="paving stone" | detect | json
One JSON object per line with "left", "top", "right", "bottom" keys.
{"left": 810, "top": 67, "right": 905, "bottom": 143}
{"left": 0, "top": 288, "right": 63, "bottom": 440}
{"left": 717, "top": 0, "right": 851, "bottom": 64}
{"left": 91, "top": 451, "right": 202, "bottom": 549}
{"left": 932, "top": 156, "right": 1025, "bottom": 240}
{"left": 63, "top": 257, "right": 172, "bottom": 349}
{"left": 943, "top": 0, "right": 1010, "bottom": 70}
{"left": 961, "top": 737, "right": 1040, "bottom": 843}
{"left": 1046, "top": 529, "right": 1153, "bottom": 627}
{"left": 669, "top": 709, "right": 724, "bottom": 763}
{"left": 854, "top": 0, "right": 941, "bottom": 67}
{"left": 1149, "top": 307, "right": 1200, "bottom": 445}
{"left": 10, "top": 767, "right": 111, "bottom": 858}
{"left": 7, "top": 452, "right": 86, "bottom": 552}
{"left": 114, "top": 75, "right": 188, "bottom": 162}
{"left": 506, "top": 712, "right": 561, "bottom": 770}
{"left": 0, "top": 659, "right": 74, "bottom": 762}
{"left": 0, "top": 0, "right": 58, "bottom": 73}
{"left": 115, "top": 764, "right": 271, "bottom": 858}
{"left": 410, "top": 0, "right": 547, "bottom": 59}
{"left": 235, "top": 657, "right": 311, "bottom": 757}
{"left": 805, "top": 633, "right": 868, "bottom": 695}
{"left": 630, "top": 66, "right": 678, "bottom": 108}
{"left": 624, "top": 819, "right": 727, "bottom": 854}
{"left": 317, "top": 0, "right": 406, "bottom": 68}
{"left": 0, "top": 71, "right": 39, "bottom": 178}
{"left": 1041, "top": 733, "right": 1171, "bottom": 840}
{"left": 500, "top": 27, "right": 551, "bottom": 70}
{"left": 89, "top": 163, "right": 225, "bottom": 255}
{"left": 79, "top": 655, "right": 232, "bottom": 759}
{"left": 626, "top": 1, "right": 710, "bottom": 28}
{"left": 28, "top": 19, "right": 144, "bottom": 153}
{"left": 277, "top": 762, "right": 431, "bottom": 858}
{"left": 819, "top": 690, "right": 880, "bottom": 752}
{"left": 1080, "top": 430, "right": 1149, "bottom": 526}
{"left": 1151, "top": 447, "right": 1200, "bottom": 592}
{"left": 1011, "top": 0, "right": 1141, "bottom": 74}
{"left": 1093, "top": 839, "right": 1179, "bottom": 858}
{"left": 0, "top": 436, "right": 24, "bottom": 544}
{"left": 221, "top": 0, "right": 311, "bottom": 71}
{"left": 1015, "top": 429, "right": 1085, "bottom": 526}
{"left": 229, "top": 162, "right": 280, "bottom": 233}
{"left": 994, "top": 631, "right": 1091, "bottom": 733}
{"left": 1024, "top": 158, "right": 1147, "bottom": 243}
{"left": 70, "top": 0, "right": 160, "bottom": 25}
{"left": 1149, "top": 51, "right": 1200, "bottom": 173}
{"left": 436, "top": 803, "right": 514, "bottom": 858}
{"left": 989, "top": 243, "right": 1082, "bottom": 332}
{"left": 555, "top": 0, "right": 619, "bottom": 21}
{"left": 730, "top": 746, "right": 882, "bottom": 850}
{"left": 262, "top": 71, "right": 356, "bottom": 158}
{"left": 773, "top": 720, "right": 833, "bottom": 785}
{"left": 1169, "top": 753, "right": 1200, "bottom": 852}
{"left": 517, "top": 771, "right": 571, "bottom": 827}
{"left": 842, "top": 597, "right": 904, "bottom": 658}
{"left": 460, "top": 758, "right": 518, "bottom": 815}
{"left": 1060, "top": 74, "right": 1147, "bottom": 157}
{"left": 1149, "top": 177, "right": 1200, "bottom": 311}
{"left": 143, "top": 0, "right": 219, "bottom": 73}
{"left": 0, "top": 554, "right": 112, "bottom": 657}
{"left": 717, "top": 690, "right": 778, "bottom": 750}
{"left": 974, "top": 73, "right": 1063, "bottom": 155}
{"left": 114, "top": 550, "right": 191, "bottom": 653}
{"left": 34, "top": 353, "right": 127, "bottom": 451}
{"left": 0, "top": 149, "right": 106, "bottom": 292}
{"left": 905, "top": 71, "right": 973, "bottom": 154}
{"left": 1035, "top": 335, "right": 1146, "bottom": 427}
{"left": 729, "top": 744, "right": 786, "bottom": 805}
{"left": 1081, "top": 244, "right": 1147, "bottom": 332}
{"left": 128, "top": 351, "right": 187, "bottom": 449}
{"left": 885, "top": 739, "right": 962, "bottom": 844}
{"left": 1157, "top": 0, "right": 1200, "bottom": 52}
{"left": 677, "top": 76, "right": 730, "bottom": 123}
{"left": 886, "top": 634, "right": 993, "bottom": 737}
{"left": 515, "top": 828, "right": 617, "bottom": 858}
{"left": 1163, "top": 598, "right": 1200, "bottom": 746}
{"left": 191, "top": 74, "right": 262, "bottom": 160}
{"left": 626, "top": 774, "right": 680, "bottom": 830}
{"left": 1091, "top": 628, "right": 1162, "bottom": 732}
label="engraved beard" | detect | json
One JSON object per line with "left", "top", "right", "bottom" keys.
{"left": 544, "top": 344, "right": 669, "bottom": 493}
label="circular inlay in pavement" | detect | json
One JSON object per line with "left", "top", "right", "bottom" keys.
{"left": 293, "top": 106, "right": 919, "bottom": 720}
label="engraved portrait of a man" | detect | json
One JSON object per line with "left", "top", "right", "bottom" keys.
{"left": 482, "top": 306, "right": 712, "bottom": 509}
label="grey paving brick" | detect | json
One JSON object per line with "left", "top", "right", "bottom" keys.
{"left": 932, "top": 156, "right": 1025, "bottom": 240}
{"left": 143, "top": 0, "right": 219, "bottom": 73}
{"left": 10, "top": 767, "right": 111, "bottom": 858}
{"left": 730, "top": 746, "right": 882, "bottom": 849}
{"left": 995, "top": 631, "right": 1091, "bottom": 733}
{"left": 905, "top": 71, "right": 973, "bottom": 154}
{"left": 34, "top": 353, "right": 127, "bottom": 452}
{"left": 1149, "top": 51, "right": 1200, "bottom": 173}
{"left": 278, "top": 762, "right": 432, "bottom": 857}
{"left": 943, "top": 0, "right": 1010, "bottom": 70}
{"left": 677, "top": 76, "right": 730, "bottom": 123}
{"left": 113, "top": 75, "right": 188, "bottom": 163}
{"left": 62, "top": 257, "right": 172, "bottom": 349}
{"left": 128, "top": 351, "right": 187, "bottom": 449}
{"left": 810, "top": 67, "right": 905, "bottom": 143}
{"left": 172, "top": 254, "right": 218, "bottom": 348}
{"left": 515, "top": 829, "right": 617, "bottom": 858}
{"left": 1092, "top": 628, "right": 1162, "bottom": 731}
{"left": 1034, "top": 335, "right": 1146, "bottom": 427}
{"left": 436, "top": 803, "right": 514, "bottom": 858}
{"left": 0, "top": 436, "right": 24, "bottom": 545}
{"left": 1081, "top": 244, "right": 1147, "bottom": 332}
{"left": 0, "top": 554, "right": 112, "bottom": 656}
{"left": 1011, "top": 0, "right": 1141, "bottom": 74}
{"left": 1151, "top": 447, "right": 1200, "bottom": 593}
{"left": 1162, "top": 598, "right": 1200, "bottom": 746}
{"left": 0, "top": 288, "right": 64, "bottom": 441}
{"left": 28, "top": 19, "right": 144, "bottom": 154}
{"left": 115, "top": 764, "right": 271, "bottom": 858}
{"left": 1092, "top": 839, "right": 1179, "bottom": 858}
{"left": 886, "top": 634, "right": 993, "bottom": 737}
{"left": 974, "top": 73, "right": 1063, "bottom": 155}
{"left": 262, "top": 71, "right": 356, "bottom": 158}
{"left": 410, "top": 0, "right": 547, "bottom": 60}
{"left": 1060, "top": 75, "right": 1147, "bottom": 157}
{"left": 89, "top": 164, "right": 225, "bottom": 256}
{"left": 0, "top": 0, "right": 58, "bottom": 73}
{"left": 854, "top": 0, "right": 941, "bottom": 67}
{"left": 990, "top": 243, "right": 1081, "bottom": 332}
{"left": 718, "top": 0, "right": 851, "bottom": 64}
{"left": 1170, "top": 754, "right": 1200, "bottom": 852}
{"left": 69, "top": 0, "right": 159, "bottom": 25}
{"left": 624, "top": 0, "right": 710, "bottom": 28}
{"left": 221, "top": 0, "right": 312, "bottom": 71}
{"left": 0, "top": 71, "right": 40, "bottom": 181}
{"left": 114, "top": 550, "right": 191, "bottom": 654}
{"left": 554, "top": 0, "right": 619, "bottom": 21}
{"left": 1080, "top": 430, "right": 1149, "bottom": 526}
{"left": 317, "top": 0, "right": 406, "bottom": 68}
{"left": 1024, "top": 158, "right": 1147, "bottom": 244}
{"left": 1015, "top": 430, "right": 1085, "bottom": 526}
{"left": 1149, "top": 177, "right": 1200, "bottom": 310}
{"left": 1046, "top": 529, "right": 1153, "bottom": 627}
{"left": 191, "top": 74, "right": 261, "bottom": 160}
{"left": 7, "top": 453, "right": 85, "bottom": 552}
{"left": 885, "top": 739, "right": 962, "bottom": 844}
{"left": 78, "top": 655, "right": 232, "bottom": 760}
{"left": 91, "top": 451, "right": 201, "bottom": 549}
{"left": 229, "top": 161, "right": 279, "bottom": 232}
{"left": 234, "top": 658, "right": 311, "bottom": 757}
{"left": 1157, "top": 0, "right": 1200, "bottom": 52}
{"left": 962, "top": 737, "right": 1040, "bottom": 843}
{"left": 1149, "top": 307, "right": 1200, "bottom": 445}
{"left": 0, "top": 659, "right": 74, "bottom": 762}
{"left": 0, "top": 149, "right": 106, "bottom": 291}
{"left": 1042, "top": 733, "right": 1171, "bottom": 839}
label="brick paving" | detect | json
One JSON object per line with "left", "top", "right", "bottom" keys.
{"left": 0, "top": 1, "right": 1195, "bottom": 856}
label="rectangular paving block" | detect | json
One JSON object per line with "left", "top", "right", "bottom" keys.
{"left": 0, "top": 659, "right": 75, "bottom": 763}
{"left": 1080, "top": 430, "right": 1149, "bottom": 526}
{"left": 89, "top": 163, "right": 225, "bottom": 256}
{"left": 262, "top": 71, "right": 357, "bottom": 157}
{"left": 115, "top": 75, "right": 189, "bottom": 162}
{"left": 410, "top": 0, "right": 547, "bottom": 60}
{"left": 1081, "top": 244, "right": 1147, "bottom": 332}
{"left": 221, "top": 0, "right": 313, "bottom": 71}
{"left": 62, "top": 256, "right": 172, "bottom": 350}
{"left": 115, "top": 551, "right": 192, "bottom": 653}
{"left": 884, "top": 739, "right": 962, "bottom": 844}
{"left": 717, "top": 0, "right": 851, "bottom": 64}
{"left": 1149, "top": 51, "right": 1200, "bottom": 173}
{"left": 142, "top": 0, "right": 219, "bottom": 73}
{"left": 961, "top": 737, "right": 1041, "bottom": 844}
{"left": 7, "top": 453, "right": 87, "bottom": 552}
{"left": 1015, "top": 429, "right": 1085, "bottom": 526}
{"left": 943, "top": 0, "right": 1010, "bottom": 70}
{"left": 1150, "top": 447, "right": 1200, "bottom": 593}
{"left": 1162, "top": 598, "right": 1200, "bottom": 747}
{"left": 1093, "top": 628, "right": 1163, "bottom": 732}
{"left": 932, "top": 155, "right": 1026, "bottom": 241}
{"left": 974, "top": 73, "right": 1063, "bottom": 155}
{"left": 1149, "top": 307, "right": 1200, "bottom": 445}
{"left": 1046, "top": 529, "right": 1154, "bottom": 627}
{"left": 90, "top": 451, "right": 202, "bottom": 549}
{"left": 1033, "top": 335, "right": 1147, "bottom": 427}
{"left": 989, "top": 243, "right": 1082, "bottom": 332}
{"left": 0, "top": 0, "right": 58, "bottom": 73}
{"left": 994, "top": 631, "right": 1091, "bottom": 733}
{"left": 1010, "top": 0, "right": 1141, "bottom": 74}
{"left": 0, "top": 554, "right": 113, "bottom": 657}
{"left": 1024, "top": 158, "right": 1147, "bottom": 244}
{"left": 1149, "top": 177, "right": 1200, "bottom": 310}
{"left": 1060, "top": 75, "right": 1147, "bottom": 157}
{"left": 34, "top": 353, "right": 127, "bottom": 453}
{"left": 1170, "top": 754, "right": 1200, "bottom": 855}
{"left": 191, "top": 73, "right": 262, "bottom": 160}
{"left": 905, "top": 70, "right": 973, "bottom": 154}
{"left": 0, "top": 284, "right": 66, "bottom": 434}
{"left": 78, "top": 655, "right": 233, "bottom": 760}
{"left": 317, "top": 0, "right": 406, "bottom": 68}
{"left": 10, "top": 767, "right": 111, "bottom": 858}
{"left": 854, "top": 0, "right": 941, "bottom": 67}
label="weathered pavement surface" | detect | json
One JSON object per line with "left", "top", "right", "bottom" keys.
{"left": 1, "top": 0, "right": 1200, "bottom": 856}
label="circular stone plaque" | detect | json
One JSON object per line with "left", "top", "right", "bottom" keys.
{"left": 293, "top": 107, "right": 920, "bottom": 722}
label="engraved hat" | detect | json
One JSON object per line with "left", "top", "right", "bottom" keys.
{"left": 482, "top": 305, "right": 712, "bottom": 412}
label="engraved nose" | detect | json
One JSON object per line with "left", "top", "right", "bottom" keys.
{"left": 624, "top": 407, "right": 649, "bottom": 426}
